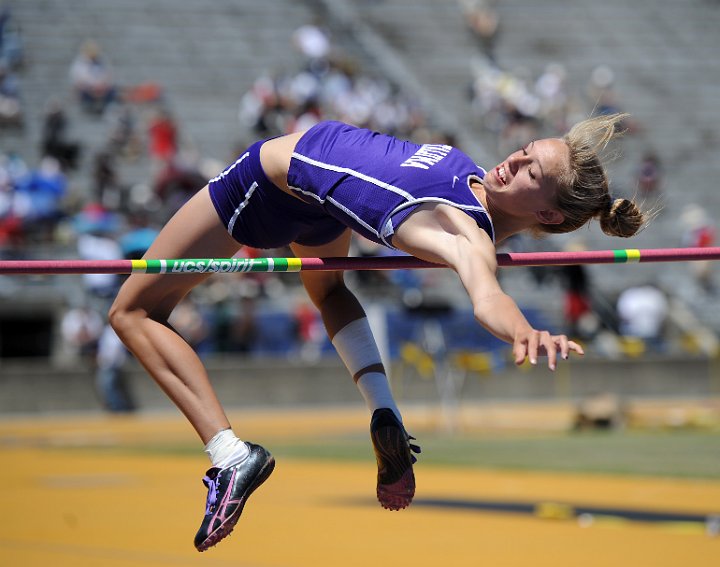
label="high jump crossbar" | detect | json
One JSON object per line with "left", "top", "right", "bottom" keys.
{"left": 0, "top": 247, "right": 719, "bottom": 275}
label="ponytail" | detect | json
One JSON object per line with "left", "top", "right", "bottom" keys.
{"left": 537, "top": 113, "right": 646, "bottom": 238}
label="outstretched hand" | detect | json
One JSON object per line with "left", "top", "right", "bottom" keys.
{"left": 513, "top": 329, "right": 584, "bottom": 371}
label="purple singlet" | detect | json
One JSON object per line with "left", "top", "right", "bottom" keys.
{"left": 209, "top": 122, "right": 493, "bottom": 249}
{"left": 287, "top": 121, "right": 493, "bottom": 247}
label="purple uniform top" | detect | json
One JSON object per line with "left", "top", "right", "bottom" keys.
{"left": 208, "top": 121, "right": 493, "bottom": 250}
{"left": 287, "top": 121, "right": 494, "bottom": 248}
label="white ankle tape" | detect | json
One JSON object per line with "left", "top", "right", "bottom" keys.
{"left": 331, "top": 317, "right": 382, "bottom": 376}
{"left": 204, "top": 428, "right": 249, "bottom": 469}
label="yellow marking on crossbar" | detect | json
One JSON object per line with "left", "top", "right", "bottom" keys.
{"left": 626, "top": 249, "right": 641, "bottom": 263}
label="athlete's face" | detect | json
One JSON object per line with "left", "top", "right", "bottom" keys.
{"left": 484, "top": 138, "right": 570, "bottom": 223}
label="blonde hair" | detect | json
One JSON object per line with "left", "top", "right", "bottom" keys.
{"left": 539, "top": 113, "right": 645, "bottom": 238}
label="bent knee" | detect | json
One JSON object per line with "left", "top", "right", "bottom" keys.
{"left": 301, "top": 272, "right": 347, "bottom": 307}
{"left": 108, "top": 304, "right": 131, "bottom": 337}
{"left": 108, "top": 303, "right": 151, "bottom": 340}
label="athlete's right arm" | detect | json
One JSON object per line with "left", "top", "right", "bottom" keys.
{"left": 392, "top": 204, "right": 582, "bottom": 369}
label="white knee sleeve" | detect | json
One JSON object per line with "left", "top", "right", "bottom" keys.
{"left": 332, "top": 318, "right": 401, "bottom": 421}
{"left": 331, "top": 317, "right": 382, "bottom": 377}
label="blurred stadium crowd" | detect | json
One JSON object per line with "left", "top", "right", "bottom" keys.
{"left": 0, "top": 0, "right": 719, "bottom": 410}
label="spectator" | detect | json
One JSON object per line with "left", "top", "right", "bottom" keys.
{"left": 69, "top": 39, "right": 118, "bottom": 115}
{"left": 40, "top": 99, "right": 81, "bottom": 170}
{"left": 0, "top": 5, "right": 24, "bottom": 70}
{"left": 213, "top": 295, "right": 258, "bottom": 354}
{"left": 586, "top": 65, "right": 639, "bottom": 133}
{"left": 557, "top": 242, "right": 591, "bottom": 329}
{"left": 76, "top": 231, "right": 123, "bottom": 300}
{"left": 560, "top": 261, "right": 596, "bottom": 341}
{"left": 118, "top": 213, "right": 159, "bottom": 260}
{"left": 60, "top": 304, "right": 104, "bottom": 359}
{"left": 460, "top": 0, "right": 500, "bottom": 62}
{"left": 468, "top": 62, "right": 550, "bottom": 152}
{"left": 73, "top": 203, "right": 123, "bottom": 300}
{"left": 168, "top": 295, "right": 211, "bottom": 355}
{"left": 238, "top": 53, "right": 424, "bottom": 141}
{"left": 13, "top": 156, "right": 67, "bottom": 239}
{"left": 636, "top": 150, "right": 662, "bottom": 197}
{"left": 0, "top": 61, "right": 21, "bottom": 126}
{"left": 147, "top": 105, "right": 179, "bottom": 164}
{"left": 534, "top": 63, "right": 570, "bottom": 135}
{"left": 293, "top": 297, "right": 325, "bottom": 362}
{"left": 587, "top": 65, "right": 621, "bottom": 116}
{"left": 0, "top": 150, "right": 26, "bottom": 246}
{"left": 681, "top": 204, "right": 717, "bottom": 293}
{"left": 616, "top": 284, "right": 669, "bottom": 351}
{"left": 94, "top": 212, "right": 159, "bottom": 410}
{"left": 91, "top": 150, "right": 123, "bottom": 209}
{"left": 105, "top": 102, "right": 142, "bottom": 159}
{"left": 152, "top": 151, "right": 206, "bottom": 220}
{"left": 96, "top": 323, "right": 136, "bottom": 412}
{"left": 292, "top": 20, "right": 331, "bottom": 75}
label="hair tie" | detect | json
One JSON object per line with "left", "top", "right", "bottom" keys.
{"left": 605, "top": 196, "right": 615, "bottom": 214}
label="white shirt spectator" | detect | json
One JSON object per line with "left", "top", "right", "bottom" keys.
{"left": 617, "top": 285, "right": 668, "bottom": 340}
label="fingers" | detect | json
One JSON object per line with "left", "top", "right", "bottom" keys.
{"left": 514, "top": 330, "right": 545, "bottom": 368}
{"left": 513, "top": 340, "right": 527, "bottom": 366}
{"left": 568, "top": 340, "right": 585, "bottom": 356}
{"left": 514, "top": 331, "right": 583, "bottom": 370}
{"left": 524, "top": 330, "right": 556, "bottom": 369}
{"left": 557, "top": 334, "right": 570, "bottom": 360}
{"left": 550, "top": 336, "right": 585, "bottom": 361}
{"left": 540, "top": 331, "right": 557, "bottom": 371}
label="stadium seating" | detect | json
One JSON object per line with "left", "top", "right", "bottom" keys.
{"left": 4, "top": 0, "right": 720, "bottom": 354}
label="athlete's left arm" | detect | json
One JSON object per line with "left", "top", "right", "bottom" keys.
{"left": 392, "top": 204, "right": 584, "bottom": 369}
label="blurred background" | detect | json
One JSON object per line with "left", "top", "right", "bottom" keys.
{"left": 1, "top": 0, "right": 720, "bottom": 416}
{"left": 0, "top": 1, "right": 719, "bottom": 565}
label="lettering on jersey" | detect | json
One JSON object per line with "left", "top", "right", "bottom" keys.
{"left": 400, "top": 144, "right": 452, "bottom": 170}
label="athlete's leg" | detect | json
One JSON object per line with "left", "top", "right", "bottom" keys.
{"left": 290, "top": 232, "right": 418, "bottom": 510}
{"left": 109, "top": 186, "right": 241, "bottom": 443}
{"left": 111, "top": 186, "right": 275, "bottom": 551}
{"left": 290, "top": 231, "right": 396, "bottom": 413}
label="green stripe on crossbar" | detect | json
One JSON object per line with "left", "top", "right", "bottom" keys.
{"left": 134, "top": 258, "right": 304, "bottom": 274}
{"left": 613, "top": 249, "right": 641, "bottom": 263}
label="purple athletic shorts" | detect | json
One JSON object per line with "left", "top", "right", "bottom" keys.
{"left": 208, "top": 140, "right": 346, "bottom": 248}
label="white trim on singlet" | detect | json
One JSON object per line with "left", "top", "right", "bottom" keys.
{"left": 291, "top": 152, "right": 414, "bottom": 201}
{"left": 381, "top": 197, "right": 496, "bottom": 244}
{"left": 290, "top": 151, "right": 494, "bottom": 247}
{"left": 288, "top": 183, "right": 384, "bottom": 243}
{"left": 327, "top": 196, "right": 380, "bottom": 239}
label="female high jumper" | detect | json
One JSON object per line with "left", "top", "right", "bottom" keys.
{"left": 109, "top": 113, "right": 645, "bottom": 551}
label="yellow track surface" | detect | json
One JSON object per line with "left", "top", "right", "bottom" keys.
{"left": 1, "top": 408, "right": 719, "bottom": 567}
